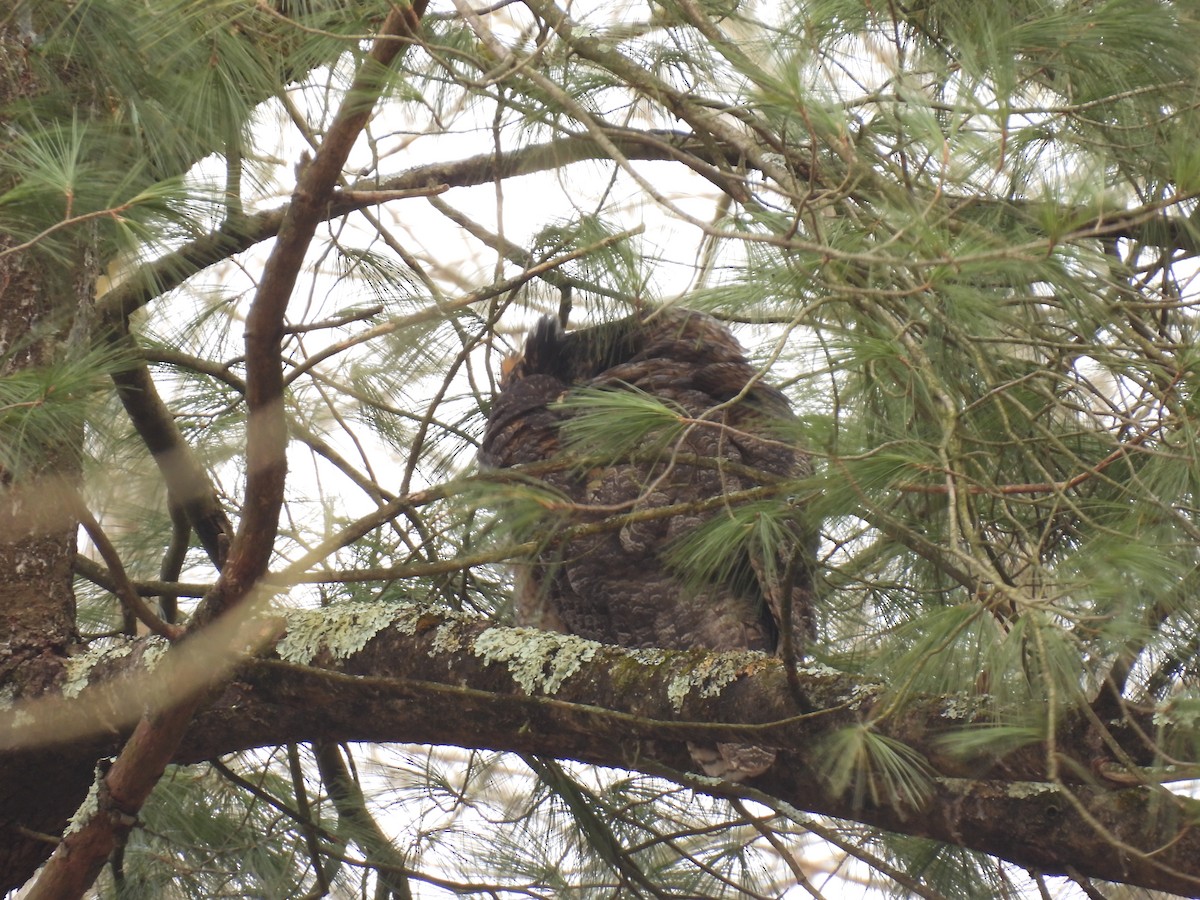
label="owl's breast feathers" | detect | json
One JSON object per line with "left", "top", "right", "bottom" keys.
{"left": 480, "top": 308, "right": 813, "bottom": 781}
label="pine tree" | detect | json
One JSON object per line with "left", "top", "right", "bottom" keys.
{"left": 3, "top": 0, "right": 1200, "bottom": 896}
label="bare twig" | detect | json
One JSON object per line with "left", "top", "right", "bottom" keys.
{"left": 71, "top": 491, "right": 181, "bottom": 641}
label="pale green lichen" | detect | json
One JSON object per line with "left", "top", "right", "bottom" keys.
{"left": 63, "top": 641, "right": 132, "bottom": 699}
{"left": 275, "top": 602, "right": 486, "bottom": 665}
{"left": 430, "top": 622, "right": 465, "bottom": 657}
{"left": 65, "top": 770, "right": 103, "bottom": 835}
{"left": 139, "top": 635, "right": 171, "bottom": 671}
{"left": 277, "top": 602, "right": 417, "bottom": 664}
{"left": 0, "top": 685, "right": 31, "bottom": 729}
{"left": 796, "top": 660, "right": 842, "bottom": 678}
{"left": 1154, "top": 697, "right": 1200, "bottom": 728}
{"left": 472, "top": 627, "right": 599, "bottom": 695}
{"left": 667, "top": 651, "right": 760, "bottom": 712}
{"left": 626, "top": 648, "right": 669, "bottom": 666}
{"left": 844, "top": 681, "right": 880, "bottom": 709}
{"left": 1005, "top": 781, "right": 1061, "bottom": 799}
{"left": 942, "top": 777, "right": 1059, "bottom": 799}
{"left": 391, "top": 604, "right": 428, "bottom": 636}
{"left": 941, "top": 693, "right": 981, "bottom": 719}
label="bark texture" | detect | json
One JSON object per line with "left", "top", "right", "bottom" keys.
{"left": 0, "top": 12, "right": 90, "bottom": 882}
{"left": 2, "top": 609, "right": 1197, "bottom": 896}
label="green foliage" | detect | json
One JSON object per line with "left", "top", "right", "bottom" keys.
{"left": 934, "top": 724, "right": 1044, "bottom": 762}
{"left": 463, "top": 475, "right": 572, "bottom": 545}
{"left": 0, "top": 117, "right": 189, "bottom": 263}
{"left": 529, "top": 214, "right": 648, "bottom": 299}
{"left": 105, "top": 760, "right": 336, "bottom": 900}
{"left": 665, "top": 498, "right": 805, "bottom": 594}
{"left": 0, "top": 342, "right": 131, "bottom": 480}
{"left": 9, "top": 0, "right": 1200, "bottom": 895}
{"left": 558, "top": 386, "right": 686, "bottom": 459}
{"left": 869, "top": 605, "right": 997, "bottom": 698}
{"left": 818, "top": 725, "right": 935, "bottom": 811}
{"left": 877, "top": 837, "right": 1006, "bottom": 900}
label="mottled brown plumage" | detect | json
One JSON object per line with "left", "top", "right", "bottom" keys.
{"left": 481, "top": 308, "right": 813, "bottom": 781}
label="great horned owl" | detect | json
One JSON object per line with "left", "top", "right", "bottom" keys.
{"left": 480, "top": 307, "right": 813, "bottom": 781}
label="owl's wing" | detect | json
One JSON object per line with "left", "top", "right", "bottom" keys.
{"left": 678, "top": 333, "right": 815, "bottom": 645}
{"left": 720, "top": 376, "right": 817, "bottom": 660}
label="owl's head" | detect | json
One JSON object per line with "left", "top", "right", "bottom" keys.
{"left": 500, "top": 312, "right": 663, "bottom": 388}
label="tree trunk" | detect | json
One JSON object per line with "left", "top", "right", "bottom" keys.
{"left": 0, "top": 12, "right": 94, "bottom": 885}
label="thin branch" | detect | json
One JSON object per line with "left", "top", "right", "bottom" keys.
{"left": 71, "top": 491, "right": 181, "bottom": 641}
{"left": 74, "top": 556, "right": 210, "bottom": 599}
{"left": 0, "top": 202, "right": 137, "bottom": 260}
{"left": 313, "top": 742, "right": 414, "bottom": 900}
{"left": 107, "top": 331, "right": 233, "bottom": 568}
{"left": 728, "top": 799, "right": 828, "bottom": 900}
{"left": 283, "top": 225, "right": 643, "bottom": 386}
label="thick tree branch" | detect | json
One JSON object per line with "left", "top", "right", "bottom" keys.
{"left": 195, "top": 616, "right": 1200, "bottom": 897}
{"left": 7, "top": 607, "right": 1197, "bottom": 896}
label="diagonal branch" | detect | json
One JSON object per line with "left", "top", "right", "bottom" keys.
{"left": 106, "top": 331, "right": 233, "bottom": 569}
{"left": 313, "top": 742, "right": 414, "bottom": 899}
{"left": 70, "top": 489, "right": 180, "bottom": 641}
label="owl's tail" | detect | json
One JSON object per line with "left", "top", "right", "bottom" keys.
{"left": 687, "top": 741, "right": 775, "bottom": 782}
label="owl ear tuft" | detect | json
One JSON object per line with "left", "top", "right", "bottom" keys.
{"left": 505, "top": 309, "right": 658, "bottom": 387}
{"left": 523, "top": 315, "right": 566, "bottom": 375}
{"left": 497, "top": 316, "right": 565, "bottom": 386}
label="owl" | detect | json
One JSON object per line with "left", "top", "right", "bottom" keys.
{"left": 480, "top": 307, "right": 813, "bottom": 781}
